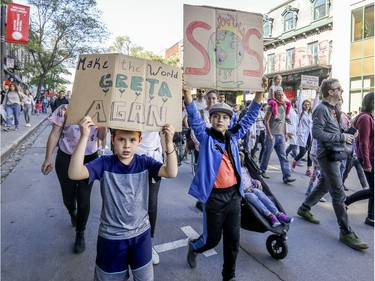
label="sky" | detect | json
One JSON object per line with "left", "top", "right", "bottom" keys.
{"left": 96, "top": 0, "right": 283, "bottom": 54}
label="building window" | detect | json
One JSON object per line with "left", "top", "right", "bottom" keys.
{"left": 352, "top": 4, "right": 374, "bottom": 41}
{"left": 284, "top": 12, "right": 294, "bottom": 31}
{"left": 286, "top": 48, "right": 295, "bottom": 70}
{"left": 263, "top": 22, "right": 270, "bottom": 37}
{"left": 263, "top": 16, "right": 274, "bottom": 38}
{"left": 308, "top": 42, "right": 319, "bottom": 65}
{"left": 282, "top": 6, "right": 299, "bottom": 32}
{"left": 314, "top": 0, "right": 328, "bottom": 20}
{"left": 267, "top": 53, "right": 275, "bottom": 73}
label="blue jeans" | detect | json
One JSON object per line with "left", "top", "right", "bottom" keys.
{"left": 5, "top": 103, "right": 21, "bottom": 126}
{"left": 286, "top": 144, "right": 298, "bottom": 158}
{"left": 260, "top": 134, "right": 291, "bottom": 181}
{"left": 244, "top": 188, "right": 278, "bottom": 217}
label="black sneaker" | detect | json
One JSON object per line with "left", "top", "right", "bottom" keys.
{"left": 187, "top": 238, "right": 197, "bottom": 268}
{"left": 73, "top": 231, "right": 85, "bottom": 254}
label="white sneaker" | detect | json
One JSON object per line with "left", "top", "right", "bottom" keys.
{"left": 152, "top": 246, "right": 160, "bottom": 265}
{"left": 26, "top": 123, "right": 31, "bottom": 127}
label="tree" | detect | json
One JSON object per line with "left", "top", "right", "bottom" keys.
{"left": 108, "top": 35, "right": 181, "bottom": 67}
{"left": 22, "top": 0, "right": 109, "bottom": 98}
{"left": 108, "top": 35, "right": 132, "bottom": 55}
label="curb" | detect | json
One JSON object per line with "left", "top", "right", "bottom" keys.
{"left": 1, "top": 117, "right": 48, "bottom": 164}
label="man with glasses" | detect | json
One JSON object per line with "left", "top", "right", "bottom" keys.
{"left": 194, "top": 89, "right": 207, "bottom": 111}
{"left": 297, "top": 78, "right": 369, "bottom": 251}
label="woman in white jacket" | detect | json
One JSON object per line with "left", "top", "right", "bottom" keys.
{"left": 291, "top": 87, "right": 319, "bottom": 176}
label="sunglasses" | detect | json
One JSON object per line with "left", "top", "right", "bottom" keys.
{"left": 331, "top": 87, "right": 343, "bottom": 92}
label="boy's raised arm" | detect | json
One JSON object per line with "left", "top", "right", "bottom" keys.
{"left": 158, "top": 124, "right": 178, "bottom": 178}
{"left": 253, "top": 76, "right": 268, "bottom": 104}
{"left": 68, "top": 116, "right": 93, "bottom": 180}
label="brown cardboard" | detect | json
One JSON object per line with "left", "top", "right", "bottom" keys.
{"left": 67, "top": 53, "right": 182, "bottom": 132}
{"left": 183, "top": 4, "right": 264, "bottom": 91}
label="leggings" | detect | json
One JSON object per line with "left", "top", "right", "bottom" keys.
{"left": 148, "top": 176, "right": 161, "bottom": 238}
{"left": 268, "top": 99, "right": 292, "bottom": 116}
{"left": 55, "top": 149, "right": 98, "bottom": 232}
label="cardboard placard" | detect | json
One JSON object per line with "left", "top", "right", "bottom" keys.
{"left": 301, "top": 75, "right": 319, "bottom": 89}
{"left": 183, "top": 4, "right": 264, "bottom": 91}
{"left": 67, "top": 53, "right": 182, "bottom": 132}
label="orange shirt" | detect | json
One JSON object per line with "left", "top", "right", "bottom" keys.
{"left": 213, "top": 150, "right": 237, "bottom": 189}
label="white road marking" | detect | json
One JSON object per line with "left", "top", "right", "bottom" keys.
{"left": 153, "top": 225, "right": 217, "bottom": 257}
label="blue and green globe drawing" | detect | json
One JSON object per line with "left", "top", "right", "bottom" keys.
{"left": 207, "top": 30, "right": 244, "bottom": 79}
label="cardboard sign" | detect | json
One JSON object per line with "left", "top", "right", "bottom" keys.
{"left": 67, "top": 53, "right": 182, "bottom": 132}
{"left": 301, "top": 75, "right": 319, "bottom": 89}
{"left": 183, "top": 4, "right": 264, "bottom": 91}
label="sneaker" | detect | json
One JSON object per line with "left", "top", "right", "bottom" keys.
{"left": 339, "top": 231, "right": 369, "bottom": 250}
{"left": 187, "top": 238, "right": 197, "bottom": 268}
{"left": 268, "top": 215, "right": 281, "bottom": 227}
{"left": 3, "top": 126, "right": 10, "bottom": 132}
{"left": 319, "top": 197, "right": 326, "bottom": 202}
{"left": 291, "top": 161, "right": 297, "bottom": 171}
{"left": 364, "top": 217, "right": 374, "bottom": 227}
{"left": 297, "top": 161, "right": 303, "bottom": 167}
{"left": 26, "top": 123, "right": 31, "bottom": 127}
{"left": 305, "top": 169, "right": 312, "bottom": 177}
{"left": 277, "top": 213, "right": 294, "bottom": 224}
{"left": 152, "top": 246, "right": 160, "bottom": 265}
{"left": 297, "top": 207, "right": 320, "bottom": 224}
{"left": 73, "top": 231, "right": 85, "bottom": 254}
{"left": 261, "top": 172, "right": 269, "bottom": 179}
{"left": 283, "top": 177, "right": 296, "bottom": 183}
{"left": 15, "top": 126, "right": 18, "bottom": 131}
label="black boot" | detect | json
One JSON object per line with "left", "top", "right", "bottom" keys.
{"left": 73, "top": 231, "right": 85, "bottom": 254}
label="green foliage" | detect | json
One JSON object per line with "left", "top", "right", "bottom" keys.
{"left": 23, "top": 0, "right": 109, "bottom": 97}
{"left": 108, "top": 35, "right": 180, "bottom": 67}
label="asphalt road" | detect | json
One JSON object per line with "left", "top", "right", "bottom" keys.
{"left": 1, "top": 121, "right": 374, "bottom": 281}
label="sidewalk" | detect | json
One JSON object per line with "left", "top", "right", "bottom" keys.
{"left": 1, "top": 112, "right": 49, "bottom": 164}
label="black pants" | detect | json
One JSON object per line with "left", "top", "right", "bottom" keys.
{"left": 55, "top": 149, "right": 97, "bottom": 232}
{"left": 192, "top": 185, "right": 241, "bottom": 281}
{"left": 251, "top": 130, "right": 265, "bottom": 161}
{"left": 345, "top": 159, "right": 374, "bottom": 220}
{"left": 148, "top": 177, "right": 161, "bottom": 238}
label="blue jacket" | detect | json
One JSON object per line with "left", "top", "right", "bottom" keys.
{"left": 186, "top": 100, "right": 261, "bottom": 202}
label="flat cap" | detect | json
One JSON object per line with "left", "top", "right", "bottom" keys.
{"left": 209, "top": 102, "right": 233, "bottom": 118}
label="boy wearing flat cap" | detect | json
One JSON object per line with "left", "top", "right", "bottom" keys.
{"left": 183, "top": 80, "right": 266, "bottom": 281}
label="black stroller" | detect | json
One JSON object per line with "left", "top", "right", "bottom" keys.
{"left": 240, "top": 152, "right": 290, "bottom": 259}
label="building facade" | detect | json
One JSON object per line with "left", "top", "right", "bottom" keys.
{"left": 263, "top": 0, "right": 333, "bottom": 101}
{"left": 332, "top": 0, "right": 374, "bottom": 112}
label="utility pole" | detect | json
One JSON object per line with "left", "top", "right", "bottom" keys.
{"left": 0, "top": 4, "right": 6, "bottom": 88}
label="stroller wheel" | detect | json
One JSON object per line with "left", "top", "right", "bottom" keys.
{"left": 266, "top": 234, "right": 288, "bottom": 260}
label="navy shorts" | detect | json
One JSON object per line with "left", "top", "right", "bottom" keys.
{"left": 95, "top": 229, "right": 152, "bottom": 276}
